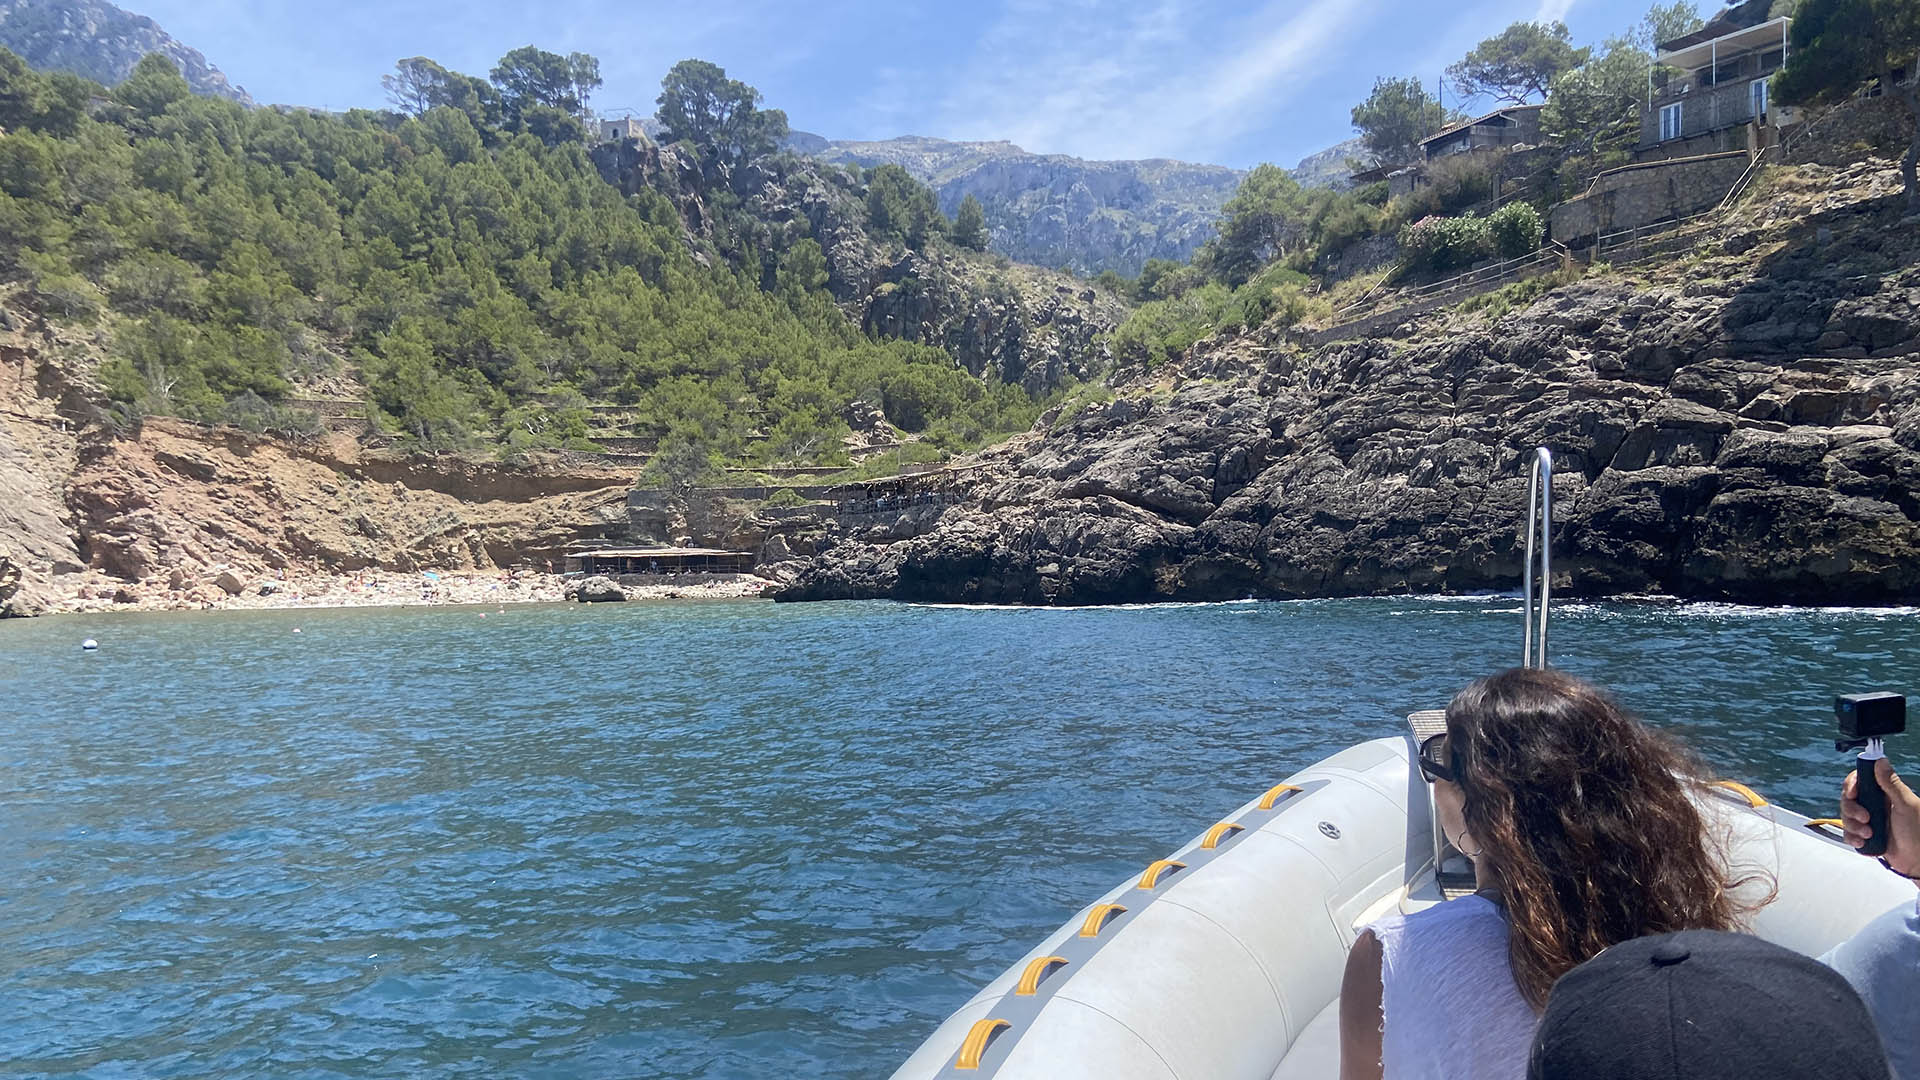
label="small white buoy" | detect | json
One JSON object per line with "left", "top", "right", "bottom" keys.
{"left": 81, "top": 638, "right": 98, "bottom": 651}
{"left": 292, "top": 627, "right": 302, "bottom": 634}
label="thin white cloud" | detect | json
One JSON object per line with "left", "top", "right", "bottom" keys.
{"left": 923, "top": 0, "right": 1377, "bottom": 162}
{"left": 1533, "top": 0, "right": 1578, "bottom": 23}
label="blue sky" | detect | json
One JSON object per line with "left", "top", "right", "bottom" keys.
{"left": 130, "top": 0, "right": 1670, "bottom": 169}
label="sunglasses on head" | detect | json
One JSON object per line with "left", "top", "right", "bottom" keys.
{"left": 1418, "top": 732, "right": 1458, "bottom": 784}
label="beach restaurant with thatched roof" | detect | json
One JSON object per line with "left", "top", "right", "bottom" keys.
{"left": 566, "top": 547, "right": 755, "bottom": 576}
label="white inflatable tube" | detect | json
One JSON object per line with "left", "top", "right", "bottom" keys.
{"left": 893, "top": 736, "right": 1915, "bottom": 1080}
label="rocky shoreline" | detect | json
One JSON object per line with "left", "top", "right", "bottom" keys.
{"left": 7, "top": 160, "right": 1917, "bottom": 616}
{"left": 776, "top": 160, "right": 1920, "bottom": 608}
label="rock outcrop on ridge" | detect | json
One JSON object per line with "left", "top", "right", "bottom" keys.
{"left": 776, "top": 159, "right": 1920, "bottom": 606}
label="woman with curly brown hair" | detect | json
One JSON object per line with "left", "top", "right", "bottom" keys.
{"left": 1338, "top": 667, "right": 1757, "bottom": 1080}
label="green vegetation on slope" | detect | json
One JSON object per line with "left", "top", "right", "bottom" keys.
{"left": 0, "top": 48, "right": 1047, "bottom": 464}
{"left": 1091, "top": 1, "right": 1733, "bottom": 365}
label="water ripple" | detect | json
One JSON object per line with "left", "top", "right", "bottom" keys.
{"left": 1, "top": 598, "right": 1915, "bottom": 1077}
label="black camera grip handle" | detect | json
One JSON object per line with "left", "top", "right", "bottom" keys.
{"left": 1856, "top": 754, "right": 1890, "bottom": 857}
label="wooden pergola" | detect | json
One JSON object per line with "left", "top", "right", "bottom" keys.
{"left": 567, "top": 547, "right": 755, "bottom": 576}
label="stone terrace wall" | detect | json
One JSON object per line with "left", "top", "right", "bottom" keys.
{"left": 1788, "top": 93, "right": 1911, "bottom": 167}
{"left": 1550, "top": 152, "right": 1750, "bottom": 245}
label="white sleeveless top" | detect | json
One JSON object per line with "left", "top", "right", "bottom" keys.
{"left": 1364, "top": 894, "right": 1539, "bottom": 1080}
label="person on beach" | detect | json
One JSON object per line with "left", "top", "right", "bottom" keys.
{"left": 1339, "top": 668, "right": 1758, "bottom": 1080}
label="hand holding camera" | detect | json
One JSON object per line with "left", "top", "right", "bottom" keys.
{"left": 1836, "top": 692, "right": 1920, "bottom": 882}
{"left": 1841, "top": 758, "right": 1920, "bottom": 881}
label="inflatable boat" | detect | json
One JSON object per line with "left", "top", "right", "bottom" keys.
{"left": 892, "top": 450, "right": 1916, "bottom": 1079}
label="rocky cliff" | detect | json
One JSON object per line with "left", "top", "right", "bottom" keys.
{"left": 1288, "top": 136, "right": 1369, "bottom": 191}
{"left": 0, "top": 0, "right": 250, "bottom": 103}
{"left": 0, "top": 299, "right": 633, "bottom": 616}
{"left": 593, "top": 140, "right": 1128, "bottom": 393}
{"left": 776, "top": 159, "right": 1920, "bottom": 606}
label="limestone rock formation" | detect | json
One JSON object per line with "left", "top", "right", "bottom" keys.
{"left": 59, "top": 419, "right": 634, "bottom": 585}
{"left": 1, "top": 310, "right": 639, "bottom": 616}
{"left": 0, "top": 0, "right": 251, "bottom": 103}
{"left": 0, "top": 314, "right": 96, "bottom": 616}
{"left": 1288, "top": 137, "right": 1371, "bottom": 191}
{"left": 777, "top": 159, "right": 1920, "bottom": 607}
{"left": 0, "top": 544, "right": 23, "bottom": 614}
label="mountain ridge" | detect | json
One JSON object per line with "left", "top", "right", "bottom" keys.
{"left": 0, "top": 0, "right": 250, "bottom": 103}
{"left": 796, "top": 134, "right": 1360, "bottom": 277}
{"left": 0, "top": 0, "right": 1358, "bottom": 279}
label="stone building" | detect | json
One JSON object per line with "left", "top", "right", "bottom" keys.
{"left": 598, "top": 115, "right": 646, "bottom": 144}
{"left": 1639, "top": 0, "right": 1793, "bottom": 159}
{"left": 1419, "top": 104, "right": 1543, "bottom": 162}
{"left": 1347, "top": 105, "right": 1543, "bottom": 197}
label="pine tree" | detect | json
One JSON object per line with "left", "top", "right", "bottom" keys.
{"left": 1351, "top": 76, "right": 1449, "bottom": 166}
{"left": 1446, "top": 22, "right": 1589, "bottom": 106}
{"left": 953, "top": 194, "right": 989, "bottom": 251}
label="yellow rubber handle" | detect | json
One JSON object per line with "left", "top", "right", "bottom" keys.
{"left": 1713, "top": 780, "right": 1768, "bottom": 808}
{"left": 955, "top": 1017, "right": 1010, "bottom": 1070}
{"left": 1078, "top": 903, "right": 1126, "bottom": 938}
{"left": 1200, "top": 822, "right": 1245, "bottom": 849}
{"left": 1137, "top": 859, "right": 1186, "bottom": 889}
{"left": 1258, "top": 783, "right": 1303, "bottom": 810}
{"left": 1014, "top": 955, "right": 1068, "bottom": 996}
{"left": 1806, "top": 817, "right": 1845, "bottom": 833}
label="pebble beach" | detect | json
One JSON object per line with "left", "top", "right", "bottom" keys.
{"left": 36, "top": 568, "right": 776, "bottom": 615}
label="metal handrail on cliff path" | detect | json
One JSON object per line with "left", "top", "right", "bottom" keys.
{"left": 1716, "top": 143, "right": 1782, "bottom": 215}
{"left": 1522, "top": 447, "right": 1552, "bottom": 669}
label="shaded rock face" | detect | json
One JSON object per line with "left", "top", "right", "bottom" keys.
{"left": 733, "top": 160, "right": 1128, "bottom": 391}
{"left": 778, "top": 162, "right": 1920, "bottom": 607}
{"left": 856, "top": 252, "right": 1124, "bottom": 393}
{"left": 0, "top": 0, "right": 251, "bottom": 103}
{"left": 589, "top": 139, "right": 712, "bottom": 245}
{"left": 0, "top": 325, "right": 96, "bottom": 615}
{"left": 0, "top": 545, "right": 23, "bottom": 613}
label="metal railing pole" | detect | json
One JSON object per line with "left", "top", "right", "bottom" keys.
{"left": 1522, "top": 447, "right": 1552, "bottom": 668}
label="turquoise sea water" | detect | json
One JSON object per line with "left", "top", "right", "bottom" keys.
{"left": 1, "top": 597, "right": 1915, "bottom": 1078}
